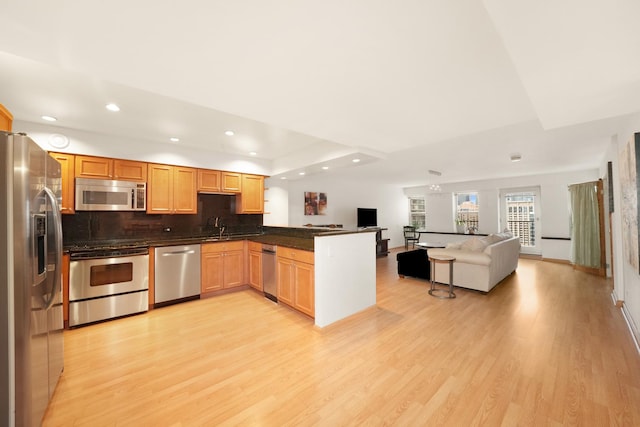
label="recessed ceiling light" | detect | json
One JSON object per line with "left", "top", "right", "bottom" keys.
{"left": 225, "top": 130, "right": 234, "bottom": 136}
{"left": 510, "top": 154, "right": 522, "bottom": 162}
{"left": 105, "top": 103, "right": 120, "bottom": 112}
{"left": 280, "top": 177, "right": 287, "bottom": 180}
{"left": 170, "top": 137, "right": 180, "bottom": 142}
{"left": 352, "top": 158, "right": 361, "bottom": 163}
{"left": 299, "top": 172, "right": 305, "bottom": 176}
{"left": 249, "top": 151, "right": 257, "bottom": 156}
{"left": 41, "top": 115, "right": 57, "bottom": 122}
{"left": 322, "top": 166, "right": 329, "bottom": 170}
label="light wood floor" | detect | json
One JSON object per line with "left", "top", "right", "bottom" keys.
{"left": 43, "top": 249, "right": 640, "bottom": 426}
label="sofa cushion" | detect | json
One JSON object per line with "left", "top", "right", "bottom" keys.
{"left": 494, "top": 231, "right": 513, "bottom": 240}
{"left": 484, "top": 234, "right": 504, "bottom": 244}
{"left": 460, "top": 237, "right": 488, "bottom": 252}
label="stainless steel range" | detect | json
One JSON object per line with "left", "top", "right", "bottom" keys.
{"left": 69, "top": 246, "right": 149, "bottom": 327}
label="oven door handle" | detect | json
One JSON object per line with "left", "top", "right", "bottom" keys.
{"left": 162, "top": 250, "right": 196, "bottom": 256}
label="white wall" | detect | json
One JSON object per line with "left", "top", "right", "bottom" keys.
{"left": 284, "top": 176, "right": 409, "bottom": 249}
{"left": 404, "top": 169, "right": 599, "bottom": 260}
{"left": 604, "top": 112, "right": 640, "bottom": 346}
{"left": 263, "top": 178, "right": 289, "bottom": 226}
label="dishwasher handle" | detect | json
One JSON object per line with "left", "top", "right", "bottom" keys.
{"left": 262, "top": 244, "right": 277, "bottom": 254}
{"left": 162, "top": 250, "right": 196, "bottom": 256}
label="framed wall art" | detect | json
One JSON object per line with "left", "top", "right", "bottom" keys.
{"left": 304, "top": 192, "right": 327, "bottom": 215}
{"left": 619, "top": 133, "right": 640, "bottom": 273}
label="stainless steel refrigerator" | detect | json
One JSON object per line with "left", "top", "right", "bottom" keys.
{"left": 1, "top": 131, "right": 64, "bottom": 426}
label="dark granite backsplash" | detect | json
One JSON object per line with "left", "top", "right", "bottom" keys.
{"left": 62, "top": 193, "right": 263, "bottom": 245}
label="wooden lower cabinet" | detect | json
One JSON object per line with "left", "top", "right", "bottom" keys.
{"left": 247, "top": 242, "right": 262, "bottom": 291}
{"left": 276, "top": 247, "right": 314, "bottom": 317}
{"left": 293, "top": 261, "right": 314, "bottom": 316}
{"left": 277, "top": 257, "right": 295, "bottom": 306}
{"left": 201, "top": 241, "right": 244, "bottom": 293}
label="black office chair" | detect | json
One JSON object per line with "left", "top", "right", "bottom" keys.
{"left": 403, "top": 226, "right": 420, "bottom": 250}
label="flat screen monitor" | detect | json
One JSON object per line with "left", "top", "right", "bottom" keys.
{"left": 357, "top": 208, "right": 377, "bottom": 228}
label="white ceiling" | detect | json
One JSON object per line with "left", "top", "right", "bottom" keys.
{"left": 1, "top": 0, "right": 639, "bottom": 186}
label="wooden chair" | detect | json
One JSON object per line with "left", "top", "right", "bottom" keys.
{"left": 403, "top": 226, "right": 420, "bottom": 250}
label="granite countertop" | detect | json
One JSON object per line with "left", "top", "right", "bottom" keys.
{"left": 64, "top": 232, "right": 314, "bottom": 252}
{"left": 63, "top": 226, "right": 375, "bottom": 253}
{"left": 246, "top": 234, "right": 314, "bottom": 251}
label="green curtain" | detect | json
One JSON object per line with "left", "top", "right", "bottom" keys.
{"left": 569, "top": 181, "right": 601, "bottom": 268}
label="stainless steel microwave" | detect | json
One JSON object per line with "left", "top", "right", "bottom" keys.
{"left": 75, "top": 178, "right": 146, "bottom": 211}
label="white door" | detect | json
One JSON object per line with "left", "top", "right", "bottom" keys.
{"left": 499, "top": 187, "right": 542, "bottom": 255}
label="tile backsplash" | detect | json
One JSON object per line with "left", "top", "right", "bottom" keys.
{"left": 62, "top": 193, "right": 262, "bottom": 245}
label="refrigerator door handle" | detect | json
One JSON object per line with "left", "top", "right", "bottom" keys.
{"left": 42, "top": 187, "right": 63, "bottom": 310}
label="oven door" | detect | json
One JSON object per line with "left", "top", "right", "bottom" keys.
{"left": 69, "top": 254, "right": 149, "bottom": 301}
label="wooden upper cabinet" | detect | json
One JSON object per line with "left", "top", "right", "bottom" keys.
{"left": 147, "top": 163, "right": 173, "bottom": 214}
{"left": 173, "top": 166, "right": 197, "bottom": 214}
{"left": 197, "top": 169, "right": 221, "bottom": 192}
{"left": 0, "top": 103, "right": 13, "bottom": 131}
{"left": 75, "top": 155, "right": 113, "bottom": 179}
{"left": 50, "top": 152, "right": 75, "bottom": 214}
{"left": 147, "top": 163, "right": 197, "bottom": 214}
{"left": 221, "top": 172, "right": 242, "bottom": 193}
{"left": 236, "top": 174, "right": 264, "bottom": 214}
{"left": 75, "top": 155, "right": 146, "bottom": 181}
{"left": 113, "top": 159, "right": 147, "bottom": 181}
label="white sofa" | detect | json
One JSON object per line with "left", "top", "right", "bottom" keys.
{"left": 427, "top": 233, "right": 521, "bottom": 293}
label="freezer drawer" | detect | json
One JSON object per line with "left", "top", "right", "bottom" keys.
{"left": 154, "top": 245, "right": 201, "bottom": 304}
{"left": 69, "top": 290, "right": 148, "bottom": 327}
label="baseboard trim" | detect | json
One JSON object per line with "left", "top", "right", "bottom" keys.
{"left": 620, "top": 301, "right": 640, "bottom": 356}
{"left": 541, "top": 257, "right": 571, "bottom": 265}
{"left": 573, "top": 263, "right": 606, "bottom": 277}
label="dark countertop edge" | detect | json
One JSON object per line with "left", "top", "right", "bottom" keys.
{"left": 63, "top": 227, "right": 380, "bottom": 254}
{"left": 417, "top": 231, "right": 489, "bottom": 236}
{"left": 64, "top": 233, "right": 315, "bottom": 253}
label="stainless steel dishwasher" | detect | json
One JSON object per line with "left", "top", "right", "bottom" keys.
{"left": 155, "top": 244, "right": 201, "bottom": 305}
{"left": 262, "top": 244, "right": 277, "bottom": 302}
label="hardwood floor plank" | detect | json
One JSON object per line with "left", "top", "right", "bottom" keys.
{"left": 43, "top": 250, "right": 640, "bottom": 426}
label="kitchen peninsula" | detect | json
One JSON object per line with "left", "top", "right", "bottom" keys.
{"left": 258, "top": 226, "right": 377, "bottom": 327}
{"left": 64, "top": 223, "right": 378, "bottom": 329}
